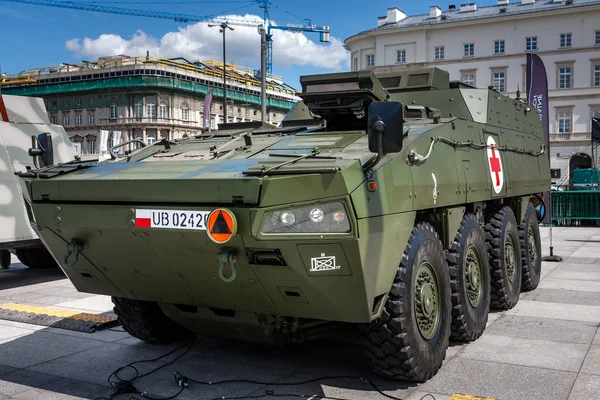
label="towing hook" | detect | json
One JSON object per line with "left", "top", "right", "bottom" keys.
{"left": 63, "top": 239, "right": 84, "bottom": 268}
{"left": 216, "top": 248, "right": 238, "bottom": 283}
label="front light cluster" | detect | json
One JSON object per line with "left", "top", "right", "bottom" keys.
{"left": 261, "top": 201, "right": 351, "bottom": 234}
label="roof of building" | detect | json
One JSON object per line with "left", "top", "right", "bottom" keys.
{"left": 347, "top": 0, "right": 600, "bottom": 41}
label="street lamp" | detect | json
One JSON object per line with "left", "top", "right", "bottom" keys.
{"left": 209, "top": 22, "right": 234, "bottom": 125}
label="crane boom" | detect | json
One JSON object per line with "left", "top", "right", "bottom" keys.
{"left": 1, "top": 0, "right": 260, "bottom": 26}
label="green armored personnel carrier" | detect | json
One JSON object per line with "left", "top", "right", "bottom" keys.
{"left": 16, "top": 67, "right": 550, "bottom": 381}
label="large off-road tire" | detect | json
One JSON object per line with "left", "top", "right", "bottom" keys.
{"left": 520, "top": 202, "right": 542, "bottom": 292}
{"left": 485, "top": 206, "right": 522, "bottom": 310}
{"left": 447, "top": 214, "right": 491, "bottom": 341}
{"left": 363, "top": 222, "right": 451, "bottom": 382}
{"left": 112, "top": 297, "right": 193, "bottom": 344}
{"left": 16, "top": 247, "right": 57, "bottom": 269}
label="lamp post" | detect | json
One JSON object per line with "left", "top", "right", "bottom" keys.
{"left": 209, "top": 22, "right": 234, "bottom": 125}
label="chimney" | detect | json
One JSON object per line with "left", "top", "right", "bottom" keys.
{"left": 522, "top": 0, "right": 535, "bottom": 4}
{"left": 387, "top": 7, "right": 407, "bottom": 24}
{"left": 497, "top": 0, "right": 509, "bottom": 5}
{"left": 377, "top": 16, "right": 387, "bottom": 27}
{"left": 449, "top": 4, "right": 457, "bottom": 10}
{"left": 460, "top": 3, "right": 477, "bottom": 12}
{"left": 430, "top": 5, "right": 442, "bottom": 18}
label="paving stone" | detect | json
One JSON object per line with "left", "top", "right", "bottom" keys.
{"left": 457, "top": 334, "right": 589, "bottom": 371}
{"left": 594, "top": 328, "right": 600, "bottom": 345}
{"left": 547, "top": 270, "right": 600, "bottom": 281}
{"left": 0, "top": 331, "right": 103, "bottom": 369}
{"left": 562, "top": 256, "right": 599, "bottom": 265}
{"left": 484, "top": 315, "right": 597, "bottom": 344}
{"left": 568, "top": 373, "right": 600, "bottom": 400}
{"left": 0, "top": 325, "right": 38, "bottom": 341}
{"left": 539, "top": 278, "right": 600, "bottom": 293}
{"left": 0, "top": 369, "right": 61, "bottom": 396}
{"left": 580, "top": 345, "right": 600, "bottom": 376}
{"left": 505, "top": 300, "right": 600, "bottom": 323}
{"left": 555, "top": 263, "right": 600, "bottom": 273}
{"left": 0, "top": 364, "right": 17, "bottom": 376}
{"left": 54, "top": 296, "right": 114, "bottom": 313}
{"left": 13, "top": 377, "right": 110, "bottom": 400}
{"left": 521, "top": 288, "right": 600, "bottom": 306}
{"left": 420, "top": 358, "right": 576, "bottom": 400}
{"left": 404, "top": 392, "right": 450, "bottom": 400}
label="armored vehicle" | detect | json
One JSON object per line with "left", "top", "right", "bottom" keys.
{"left": 16, "top": 68, "right": 550, "bottom": 381}
{"left": 0, "top": 94, "right": 76, "bottom": 269}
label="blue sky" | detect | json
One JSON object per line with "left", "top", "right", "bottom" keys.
{"left": 0, "top": 0, "right": 500, "bottom": 88}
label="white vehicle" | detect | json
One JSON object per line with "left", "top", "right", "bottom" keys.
{"left": 0, "top": 94, "right": 76, "bottom": 269}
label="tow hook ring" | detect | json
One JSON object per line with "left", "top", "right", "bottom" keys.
{"left": 63, "top": 239, "right": 84, "bottom": 268}
{"left": 216, "top": 249, "right": 238, "bottom": 283}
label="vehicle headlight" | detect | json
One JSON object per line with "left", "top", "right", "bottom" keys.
{"left": 261, "top": 201, "right": 351, "bottom": 234}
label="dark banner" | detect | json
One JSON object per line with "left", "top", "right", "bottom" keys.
{"left": 593, "top": 113, "right": 600, "bottom": 144}
{"left": 526, "top": 53, "right": 551, "bottom": 224}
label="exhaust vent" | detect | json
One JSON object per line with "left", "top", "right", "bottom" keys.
{"left": 430, "top": 6, "right": 442, "bottom": 18}
{"left": 460, "top": 2, "right": 477, "bottom": 12}
{"left": 386, "top": 7, "right": 407, "bottom": 23}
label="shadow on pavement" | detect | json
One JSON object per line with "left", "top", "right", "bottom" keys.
{"left": 0, "top": 326, "right": 422, "bottom": 400}
{"left": 0, "top": 262, "right": 66, "bottom": 291}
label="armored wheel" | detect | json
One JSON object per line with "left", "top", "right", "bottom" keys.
{"left": 485, "top": 206, "right": 522, "bottom": 310}
{"left": 363, "top": 222, "right": 451, "bottom": 382}
{"left": 520, "top": 202, "right": 542, "bottom": 291}
{"left": 447, "top": 214, "right": 491, "bottom": 341}
{"left": 112, "top": 297, "right": 193, "bottom": 344}
{"left": 16, "top": 247, "right": 57, "bottom": 269}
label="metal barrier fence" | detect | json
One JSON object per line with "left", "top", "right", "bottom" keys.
{"left": 552, "top": 190, "right": 600, "bottom": 226}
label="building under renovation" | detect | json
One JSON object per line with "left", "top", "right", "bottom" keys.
{"left": 0, "top": 55, "right": 300, "bottom": 157}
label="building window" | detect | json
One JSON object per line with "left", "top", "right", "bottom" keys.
{"left": 63, "top": 115, "right": 70, "bottom": 126}
{"left": 135, "top": 102, "right": 143, "bottom": 120}
{"left": 493, "top": 71, "right": 506, "bottom": 93}
{"left": 75, "top": 113, "right": 82, "bottom": 125}
{"left": 558, "top": 66, "right": 572, "bottom": 89}
{"left": 366, "top": 54, "right": 375, "bottom": 67}
{"left": 147, "top": 133, "right": 156, "bottom": 145}
{"left": 396, "top": 50, "right": 406, "bottom": 64}
{"left": 181, "top": 105, "right": 189, "bottom": 121}
{"left": 594, "top": 65, "right": 600, "bottom": 87}
{"left": 50, "top": 116, "right": 56, "bottom": 124}
{"left": 434, "top": 46, "right": 444, "bottom": 60}
{"left": 64, "top": 100, "right": 69, "bottom": 107}
{"left": 557, "top": 110, "right": 572, "bottom": 133}
{"left": 75, "top": 98, "right": 81, "bottom": 107}
{"left": 89, "top": 113, "right": 95, "bottom": 125}
{"left": 88, "top": 140, "right": 96, "bottom": 154}
{"left": 526, "top": 37, "right": 537, "bottom": 51}
{"left": 461, "top": 72, "right": 475, "bottom": 86}
{"left": 596, "top": 31, "right": 600, "bottom": 45}
{"left": 210, "top": 118, "right": 215, "bottom": 129}
{"left": 147, "top": 102, "right": 156, "bottom": 119}
{"left": 110, "top": 103, "right": 118, "bottom": 119}
{"left": 88, "top": 97, "right": 94, "bottom": 106}
{"left": 159, "top": 102, "right": 167, "bottom": 120}
{"left": 560, "top": 33, "right": 572, "bottom": 48}
{"left": 464, "top": 43, "right": 474, "bottom": 58}
{"left": 494, "top": 40, "right": 505, "bottom": 54}
{"left": 353, "top": 57, "right": 358, "bottom": 71}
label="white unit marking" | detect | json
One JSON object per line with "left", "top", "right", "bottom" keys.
{"left": 135, "top": 209, "right": 211, "bottom": 230}
{"left": 310, "top": 253, "right": 341, "bottom": 272}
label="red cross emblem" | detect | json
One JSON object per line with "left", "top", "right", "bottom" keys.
{"left": 489, "top": 144, "right": 502, "bottom": 186}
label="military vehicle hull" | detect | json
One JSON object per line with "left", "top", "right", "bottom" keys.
{"left": 17, "top": 68, "right": 550, "bottom": 381}
{"left": 0, "top": 94, "right": 75, "bottom": 269}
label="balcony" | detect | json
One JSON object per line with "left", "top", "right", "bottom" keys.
{"left": 550, "top": 132, "right": 591, "bottom": 142}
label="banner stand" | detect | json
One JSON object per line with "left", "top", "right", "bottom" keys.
{"left": 527, "top": 53, "right": 562, "bottom": 263}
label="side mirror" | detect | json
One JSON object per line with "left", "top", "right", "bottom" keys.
{"left": 28, "top": 133, "right": 54, "bottom": 168}
{"left": 367, "top": 101, "right": 404, "bottom": 154}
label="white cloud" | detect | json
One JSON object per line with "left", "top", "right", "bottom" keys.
{"left": 65, "top": 14, "right": 349, "bottom": 72}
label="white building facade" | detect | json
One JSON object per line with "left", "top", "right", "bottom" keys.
{"left": 344, "top": 0, "right": 600, "bottom": 187}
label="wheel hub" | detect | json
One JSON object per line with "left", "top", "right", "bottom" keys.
{"left": 415, "top": 262, "right": 440, "bottom": 340}
{"left": 505, "top": 233, "right": 516, "bottom": 283}
{"left": 465, "top": 245, "right": 483, "bottom": 308}
{"left": 528, "top": 226, "right": 538, "bottom": 267}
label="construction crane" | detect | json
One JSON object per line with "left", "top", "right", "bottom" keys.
{"left": 2, "top": 0, "right": 330, "bottom": 124}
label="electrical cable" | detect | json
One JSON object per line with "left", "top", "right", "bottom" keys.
{"left": 83, "top": 1, "right": 256, "bottom": 4}
{"left": 271, "top": 3, "right": 308, "bottom": 24}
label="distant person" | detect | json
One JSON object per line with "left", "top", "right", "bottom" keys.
{"left": 1, "top": 73, "right": 6, "bottom": 83}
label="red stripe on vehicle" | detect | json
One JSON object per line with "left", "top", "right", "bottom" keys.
{"left": 135, "top": 218, "right": 151, "bottom": 228}
{"left": 0, "top": 97, "right": 9, "bottom": 122}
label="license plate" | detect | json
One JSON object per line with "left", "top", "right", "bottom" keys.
{"left": 135, "top": 209, "right": 211, "bottom": 230}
